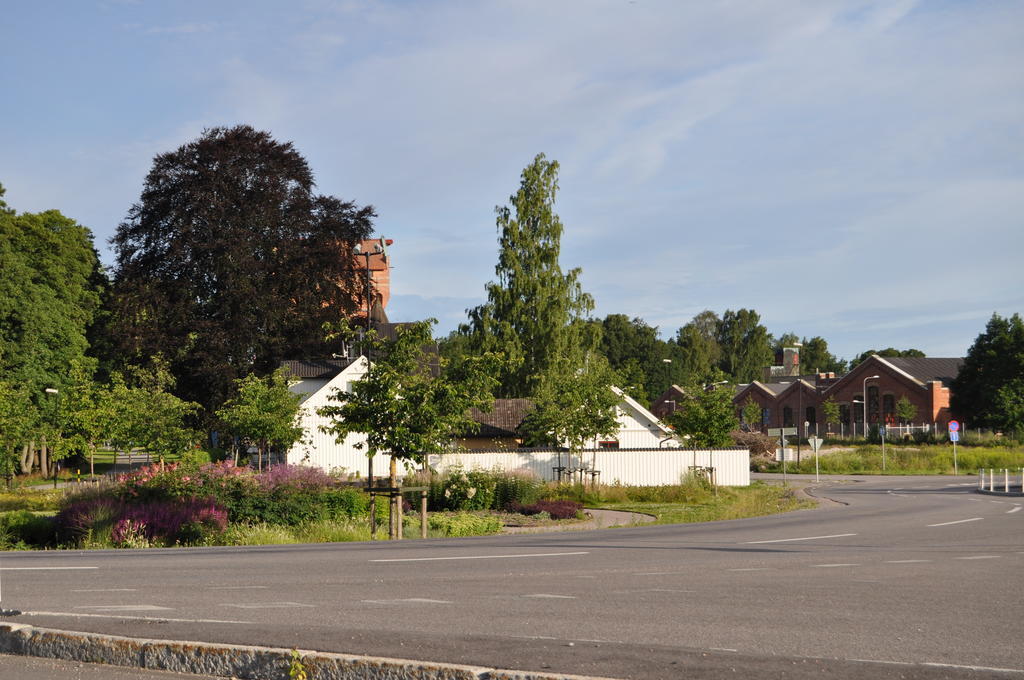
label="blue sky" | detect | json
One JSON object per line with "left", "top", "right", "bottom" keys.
{"left": 2, "top": 1, "right": 1021, "bottom": 362}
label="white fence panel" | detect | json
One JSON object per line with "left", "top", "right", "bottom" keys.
{"left": 428, "top": 448, "right": 750, "bottom": 486}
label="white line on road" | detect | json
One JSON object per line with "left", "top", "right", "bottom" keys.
{"left": 0, "top": 567, "right": 98, "bottom": 571}
{"left": 207, "top": 585, "right": 269, "bottom": 590}
{"left": 362, "top": 598, "right": 452, "bottom": 604}
{"left": 709, "top": 648, "right": 739, "bottom": 652}
{"left": 223, "top": 602, "right": 315, "bottom": 608}
{"left": 744, "top": 533, "right": 857, "bottom": 544}
{"left": 922, "top": 662, "right": 1024, "bottom": 673}
{"left": 927, "top": 517, "right": 983, "bottom": 527}
{"left": 810, "top": 563, "right": 859, "bottom": 568}
{"left": 24, "top": 614, "right": 252, "bottom": 622}
{"left": 727, "top": 567, "right": 772, "bottom": 572}
{"left": 74, "top": 605, "right": 172, "bottom": 612}
{"left": 885, "top": 560, "right": 931, "bottom": 563}
{"left": 523, "top": 593, "right": 576, "bottom": 599}
{"left": 1008, "top": 507, "right": 1022, "bottom": 514}
{"left": 371, "top": 551, "right": 589, "bottom": 562}
{"left": 634, "top": 572, "right": 671, "bottom": 575}
{"left": 955, "top": 555, "right": 1001, "bottom": 560}
{"left": 71, "top": 588, "right": 136, "bottom": 592}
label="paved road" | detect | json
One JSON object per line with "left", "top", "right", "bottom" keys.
{"left": 1, "top": 475, "right": 1021, "bottom": 679}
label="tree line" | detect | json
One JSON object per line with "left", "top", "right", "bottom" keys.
{"left": 2, "top": 128, "right": 1020, "bottom": 482}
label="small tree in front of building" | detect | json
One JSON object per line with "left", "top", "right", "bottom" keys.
{"left": 895, "top": 395, "right": 917, "bottom": 425}
{"left": 217, "top": 369, "right": 305, "bottom": 470}
{"left": 741, "top": 397, "right": 761, "bottom": 432}
{"left": 669, "top": 384, "right": 738, "bottom": 448}
{"left": 319, "top": 320, "right": 498, "bottom": 539}
{"left": 822, "top": 397, "right": 840, "bottom": 435}
{"left": 520, "top": 354, "right": 621, "bottom": 476}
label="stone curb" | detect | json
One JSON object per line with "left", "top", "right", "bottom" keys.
{"left": 0, "top": 622, "right": 620, "bottom": 680}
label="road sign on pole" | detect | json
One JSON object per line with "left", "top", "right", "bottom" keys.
{"left": 948, "top": 420, "right": 960, "bottom": 433}
{"left": 950, "top": 431, "right": 959, "bottom": 442}
{"left": 808, "top": 437, "right": 823, "bottom": 452}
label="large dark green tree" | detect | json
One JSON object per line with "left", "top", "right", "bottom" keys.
{"left": 598, "top": 314, "right": 683, "bottom": 403}
{"left": 951, "top": 312, "right": 1024, "bottom": 433}
{"left": 110, "top": 126, "right": 374, "bottom": 420}
{"left": 674, "top": 310, "right": 723, "bottom": 385}
{"left": 459, "top": 153, "right": 597, "bottom": 397}
{"left": 716, "top": 309, "right": 772, "bottom": 383}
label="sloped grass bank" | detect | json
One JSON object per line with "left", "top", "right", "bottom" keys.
{"left": 764, "top": 444, "right": 1024, "bottom": 475}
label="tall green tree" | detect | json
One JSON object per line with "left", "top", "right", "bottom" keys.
{"left": 109, "top": 126, "right": 375, "bottom": 421}
{"left": 951, "top": 312, "right": 1024, "bottom": 431}
{"left": 822, "top": 397, "right": 841, "bottom": 434}
{"left": 319, "top": 321, "right": 498, "bottom": 539}
{"left": 459, "top": 154, "right": 597, "bottom": 398}
{"left": 0, "top": 184, "right": 105, "bottom": 427}
{"left": 799, "top": 336, "right": 846, "bottom": 374}
{"left": 716, "top": 309, "right": 772, "bottom": 383}
{"left": 217, "top": 369, "right": 305, "bottom": 470}
{"left": 674, "top": 310, "right": 722, "bottom": 385}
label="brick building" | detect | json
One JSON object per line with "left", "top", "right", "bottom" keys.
{"left": 732, "top": 354, "right": 963, "bottom": 438}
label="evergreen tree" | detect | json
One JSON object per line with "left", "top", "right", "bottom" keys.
{"left": 460, "top": 154, "right": 597, "bottom": 397}
{"left": 951, "top": 312, "right": 1024, "bottom": 432}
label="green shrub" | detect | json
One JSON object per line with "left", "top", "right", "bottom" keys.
{"left": 318, "top": 488, "right": 369, "bottom": 519}
{"left": 493, "top": 470, "right": 544, "bottom": 509}
{"left": 439, "top": 466, "right": 497, "bottom": 511}
{"left": 0, "top": 511, "right": 56, "bottom": 549}
{"left": 428, "top": 512, "right": 502, "bottom": 537}
{"left": 0, "top": 490, "right": 62, "bottom": 512}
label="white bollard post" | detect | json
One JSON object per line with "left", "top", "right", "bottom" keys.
{"left": 978, "top": 469, "right": 984, "bottom": 490}
{"left": 1005, "top": 469, "right": 1010, "bottom": 493}
{"left": 989, "top": 469, "right": 995, "bottom": 492}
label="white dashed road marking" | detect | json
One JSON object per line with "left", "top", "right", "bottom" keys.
{"left": 362, "top": 598, "right": 452, "bottom": 604}
{"left": 524, "top": 594, "right": 576, "bottom": 599}
{"left": 371, "top": 551, "right": 589, "bottom": 562}
{"left": 74, "top": 605, "right": 172, "bottom": 612}
{"left": 0, "top": 567, "right": 98, "bottom": 571}
{"left": 955, "top": 555, "right": 1000, "bottom": 560}
{"left": 811, "top": 563, "right": 859, "bottom": 568}
{"left": 927, "top": 517, "right": 983, "bottom": 527}
{"left": 72, "top": 588, "right": 136, "bottom": 593}
{"left": 885, "top": 560, "right": 931, "bottom": 564}
{"left": 1008, "top": 507, "right": 1021, "bottom": 514}
{"left": 728, "top": 567, "right": 772, "bottom": 572}
{"left": 744, "top": 533, "right": 857, "bottom": 544}
{"left": 223, "top": 602, "right": 315, "bottom": 609}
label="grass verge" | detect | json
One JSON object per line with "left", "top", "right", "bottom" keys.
{"left": 592, "top": 482, "right": 814, "bottom": 524}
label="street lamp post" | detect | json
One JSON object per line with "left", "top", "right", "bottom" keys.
{"left": 862, "top": 375, "right": 879, "bottom": 440}
{"left": 45, "top": 388, "right": 59, "bottom": 488}
{"left": 353, "top": 242, "right": 379, "bottom": 539}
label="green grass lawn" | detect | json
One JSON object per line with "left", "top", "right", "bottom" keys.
{"left": 592, "top": 482, "right": 814, "bottom": 524}
{"left": 764, "top": 444, "right": 1024, "bottom": 475}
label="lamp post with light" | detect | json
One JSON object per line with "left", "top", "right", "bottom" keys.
{"left": 353, "top": 241, "right": 382, "bottom": 539}
{"left": 862, "top": 375, "right": 879, "bottom": 440}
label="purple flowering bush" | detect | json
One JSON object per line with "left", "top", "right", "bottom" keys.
{"left": 57, "top": 493, "right": 227, "bottom": 547}
{"left": 57, "top": 463, "right": 368, "bottom": 546}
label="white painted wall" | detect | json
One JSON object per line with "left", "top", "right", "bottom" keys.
{"left": 286, "top": 358, "right": 399, "bottom": 478}
{"left": 428, "top": 448, "right": 751, "bottom": 486}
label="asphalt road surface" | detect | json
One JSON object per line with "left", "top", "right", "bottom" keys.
{"left": 1, "top": 475, "right": 1021, "bottom": 679}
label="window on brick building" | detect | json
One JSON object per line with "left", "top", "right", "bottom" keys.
{"left": 883, "top": 394, "right": 895, "bottom": 425}
{"left": 783, "top": 406, "right": 793, "bottom": 427}
{"left": 868, "top": 386, "right": 880, "bottom": 423}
